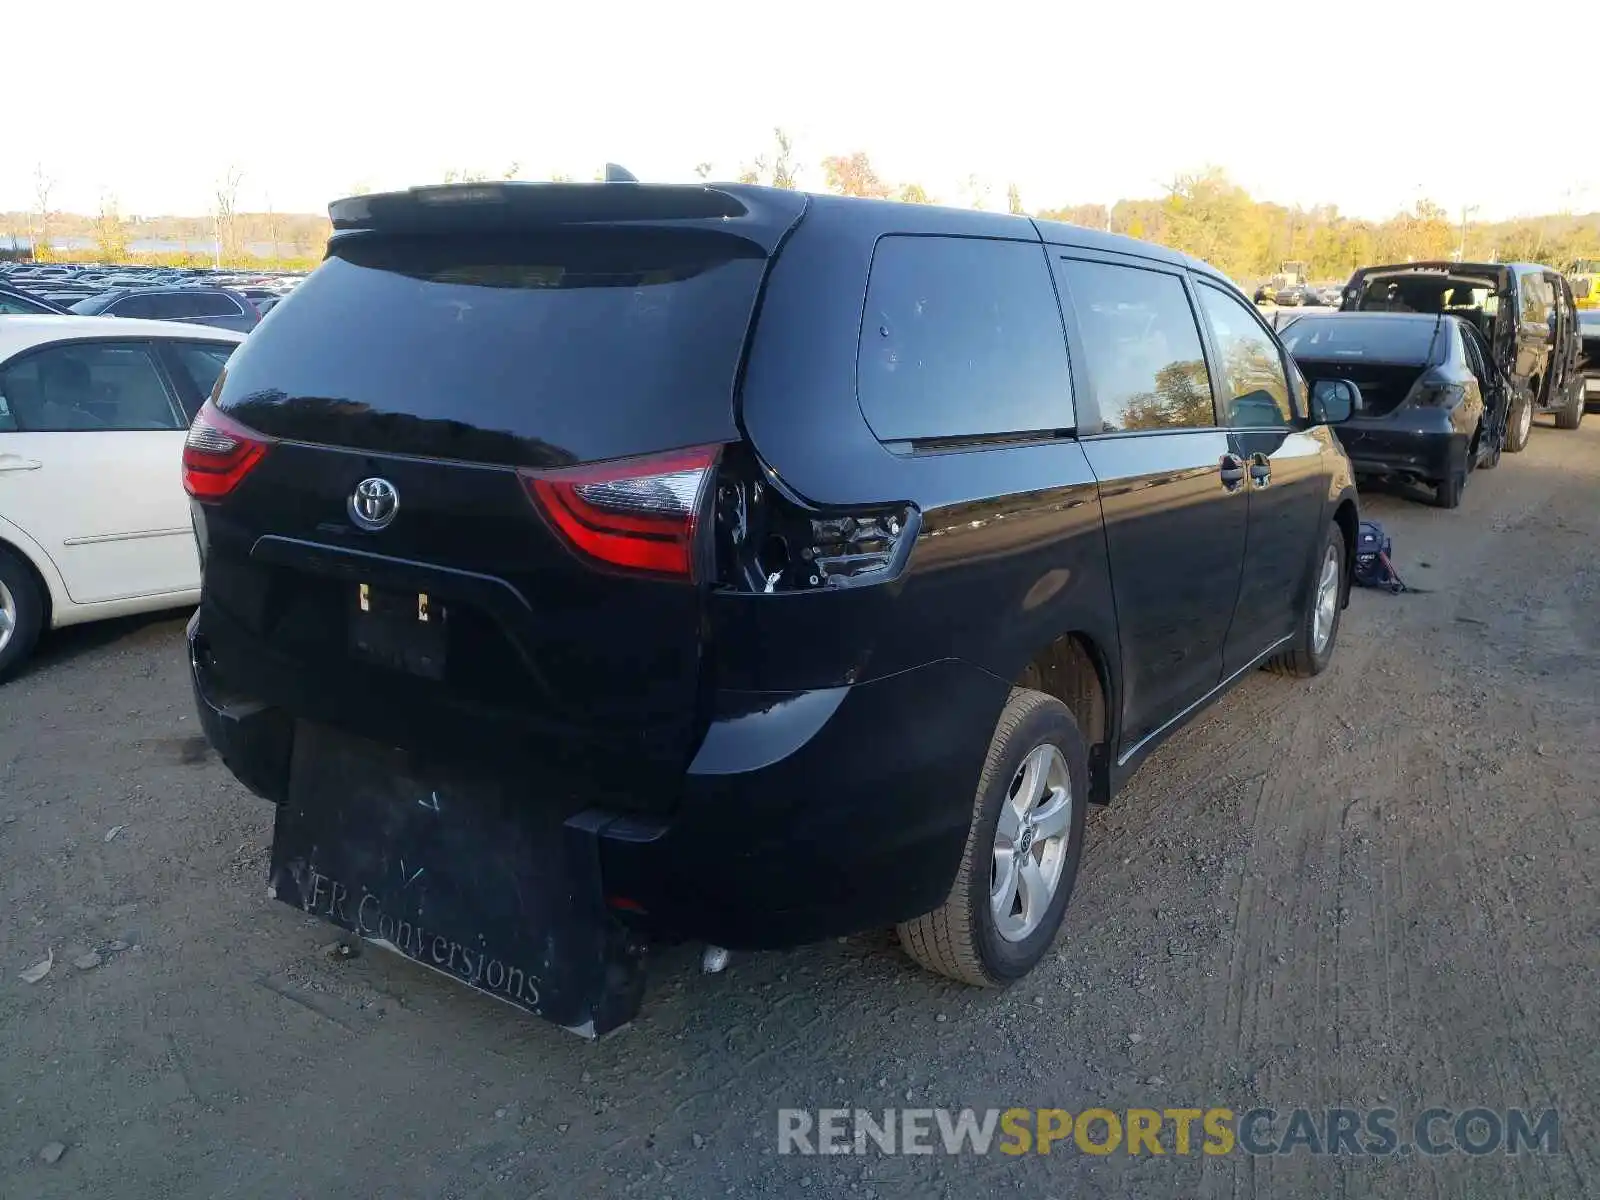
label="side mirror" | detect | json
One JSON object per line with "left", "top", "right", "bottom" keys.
{"left": 1309, "top": 378, "right": 1359, "bottom": 423}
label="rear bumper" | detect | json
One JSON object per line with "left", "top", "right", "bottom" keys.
{"left": 600, "top": 660, "right": 1005, "bottom": 949}
{"left": 1334, "top": 417, "right": 1467, "bottom": 482}
{"left": 190, "top": 608, "right": 1005, "bottom": 951}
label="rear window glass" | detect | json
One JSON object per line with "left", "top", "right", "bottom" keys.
{"left": 216, "top": 230, "right": 766, "bottom": 466}
{"left": 1280, "top": 316, "right": 1443, "bottom": 364}
{"left": 858, "top": 236, "right": 1074, "bottom": 441}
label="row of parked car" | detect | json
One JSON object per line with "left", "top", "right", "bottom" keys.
{"left": 1271, "top": 261, "right": 1599, "bottom": 508}
{"left": 1, "top": 180, "right": 1598, "bottom": 1033}
{"left": 0, "top": 262, "right": 305, "bottom": 333}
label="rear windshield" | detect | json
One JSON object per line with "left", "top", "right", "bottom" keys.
{"left": 215, "top": 230, "right": 766, "bottom": 466}
{"left": 1280, "top": 316, "right": 1443, "bottom": 364}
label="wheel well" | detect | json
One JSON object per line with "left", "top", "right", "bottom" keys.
{"left": 1017, "top": 633, "right": 1111, "bottom": 800}
{"left": 1332, "top": 499, "right": 1358, "bottom": 602}
{"left": 0, "top": 536, "right": 53, "bottom": 631}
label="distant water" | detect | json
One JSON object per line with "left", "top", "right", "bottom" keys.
{"left": 6, "top": 236, "right": 295, "bottom": 258}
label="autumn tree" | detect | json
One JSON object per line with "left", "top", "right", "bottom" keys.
{"left": 897, "top": 183, "right": 930, "bottom": 204}
{"left": 821, "top": 151, "right": 890, "bottom": 199}
{"left": 1006, "top": 183, "right": 1025, "bottom": 215}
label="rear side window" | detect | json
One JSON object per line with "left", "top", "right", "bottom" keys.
{"left": 1057, "top": 260, "right": 1214, "bottom": 433}
{"left": 0, "top": 341, "right": 182, "bottom": 432}
{"left": 858, "top": 236, "right": 1073, "bottom": 441}
{"left": 109, "top": 293, "right": 162, "bottom": 318}
{"left": 171, "top": 341, "right": 236, "bottom": 406}
{"left": 217, "top": 229, "right": 766, "bottom": 465}
{"left": 1195, "top": 283, "right": 1293, "bottom": 428}
{"left": 186, "top": 292, "right": 244, "bottom": 317}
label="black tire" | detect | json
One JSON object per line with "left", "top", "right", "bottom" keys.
{"left": 1505, "top": 389, "right": 1534, "bottom": 453}
{"left": 897, "top": 688, "right": 1089, "bottom": 987}
{"left": 0, "top": 547, "right": 45, "bottom": 683}
{"left": 1554, "top": 380, "right": 1584, "bottom": 430}
{"left": 1267, "top": 521, "right": 1345, "bottom": 679}
{"left": 1433, "top": 467, "right": 1464, "bottom": 509}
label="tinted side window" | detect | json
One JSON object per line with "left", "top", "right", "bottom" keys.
{"left": 189, "top": 292, "right": 243, "bottom": 317}
{"left": 0, "top": 295, "right": 48, "bottom": 315}
{"left": 858, "top": 236, "right": 1073, "bottom": 441}
{"left": 1057, "top": 259, "right": 1214, "bottom": 433}
{"left": 110, "top": 293, "right": 162, "bottom": 318}
{"left": 171, "top": 341, "right": 236, "bottom": 412}
{"left": 0, "top": 342, "right": 181, "bottom": 432}
{"left": 1196, "top": 282, "right": 1293, "bottom": 428}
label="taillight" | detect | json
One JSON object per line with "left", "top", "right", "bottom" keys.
{"left": 521, "top": 445, "right": 721, "bottom": 579}
{"left": 183, "top": 401, "right": 271, "bottom": 499}
{"left": 1414, "top": 382, "right": 1468, "bottom": 408}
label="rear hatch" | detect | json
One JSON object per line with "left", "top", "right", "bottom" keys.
{"left": 191, "top": 182, "right": 805, "bottom": 807}
{"left": 1280, "top": 314, "right": 1444, "bottom": 416}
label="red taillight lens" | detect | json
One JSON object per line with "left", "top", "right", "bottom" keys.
{"left": 183, "top": 401, "right": 271, "bottom": 499}
{"left": 521, "top": 445, "right": 721, "bottom": 579}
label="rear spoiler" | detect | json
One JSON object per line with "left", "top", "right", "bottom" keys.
{"left": 328, "top": 182, "right": 809, "bottom": 254}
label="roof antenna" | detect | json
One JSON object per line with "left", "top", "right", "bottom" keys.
{"left": 603, "top": 163, "right": 639, "bottom": 184}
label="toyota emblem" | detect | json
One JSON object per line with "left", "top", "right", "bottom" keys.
{"left": 349, "top": 477, "right": 400, "bottom": 531}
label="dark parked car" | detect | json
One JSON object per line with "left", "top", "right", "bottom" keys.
{"left": 0, "top": 284, "right": 70, "bottom": 315}
{"left": 1280, "top": 312, "right": 1494, "bottom": 508}
{"left": 70, "top": 287, "right": 259, "bottom": 333}
{"left": 1580, "top": 308, "right": 1600, "bottom": 412}
{"left": 184, "top": 180, "right": 1360, "bottom": 1033}
{"left": 1341, "top": 261, "right": 1585, "bottom": 447}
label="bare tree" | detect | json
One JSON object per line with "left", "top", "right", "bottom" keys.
{"left": 737, "top": 128, "right": 801, "bottom": 189}
{"left": 265, "top": 197, "right": 282, "bottom": 260}
{"left": 31, "top": 163, "right": 55, "bottom": 260}
{"left": 215, "top": 166, "right": 245, "bottom": 266}
{"left": 503, "top": 162, "right": 522, "bottom": 180}
{"left": 959, "top": 174, "right": 991, "bottom": 210}
{"left": 1007, "top": 182, "right": 1025, "bottom": 215}
{"left": 769, "top": 128, "right": 798, "bottom": 189}
{"left": 694, "top": 161, "right": 714, "bottom": 182}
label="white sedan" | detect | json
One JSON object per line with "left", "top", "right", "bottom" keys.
{"left": 0, "top": 315, "right": 244, "bottom": 679}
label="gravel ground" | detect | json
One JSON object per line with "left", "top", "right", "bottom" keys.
{"left": 3, "top": 418, "right": 1598, "bottom": 1199}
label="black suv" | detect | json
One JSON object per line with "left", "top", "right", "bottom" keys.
{"left": 1341, "top": 261, "right": 1586, "bottom": 449}
{"left": 186, "top": 182, "right": 1360, "bottom": 1034}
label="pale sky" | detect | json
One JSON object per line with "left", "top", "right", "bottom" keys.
{"left": 5, "top": 0, "right": 1596, "bottom": 221}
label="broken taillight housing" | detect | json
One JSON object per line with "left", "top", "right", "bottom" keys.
{"left": 710, "top": 445, "right": 918, "bottom": 593}
{"left": 1413, "top": 381, "right": 1469, "bottom": 408}
{"left": 183, "top": 401, "right": 272, "bottom": 499}
{"left": 521, "top": 445, "right": 721, "bottom": 580}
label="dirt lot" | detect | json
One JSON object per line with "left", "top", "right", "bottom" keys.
{"left": 3, "top": 419, "right": 1598, "bottom": 1199}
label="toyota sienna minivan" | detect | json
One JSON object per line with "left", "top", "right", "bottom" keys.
{"left": 185, "top": 180, "right": 1361, "bottom": 1033}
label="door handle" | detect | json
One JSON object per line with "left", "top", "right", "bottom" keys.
{"left": 1249, "top": 452, "right": 1272, "bottom": 488}
{"left": 0, "top": 454, "right": 42, "bottom": 472}
{"left": 1220, "top": 453, "right": 1246, "bottom": 490}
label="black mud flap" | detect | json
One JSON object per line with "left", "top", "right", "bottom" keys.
{"left": 268, "top": 721, "right": 647, "bottom": 1037}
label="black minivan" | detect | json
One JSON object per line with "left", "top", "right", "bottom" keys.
{"left": 185, "top": 182, "right": 1361, "bottom": 1033}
